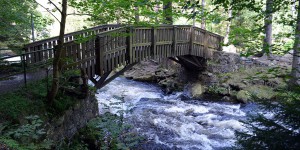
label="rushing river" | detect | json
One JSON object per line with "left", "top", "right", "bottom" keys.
{"left": 95, "top": 77, "right": 256, "bottom": 150}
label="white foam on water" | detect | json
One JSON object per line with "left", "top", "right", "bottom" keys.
{"left": 96, "top": 77, "right": 253, "bottom": 149}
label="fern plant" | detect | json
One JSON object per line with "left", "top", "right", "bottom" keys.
{"left": 0, "top": 115, "right": 53, "bottom": 150}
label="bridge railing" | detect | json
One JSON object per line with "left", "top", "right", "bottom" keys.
{"left": 94, "top": 25, "right": 223, "bottom": 76}
{"left": 23, "top": 24, "right": 121, "bottom": 65}
{"left": 23, "top": 25, "right": 223, "bottom": 79}
{"left": 191, "top": 27, "right": 223, "bottom": 58}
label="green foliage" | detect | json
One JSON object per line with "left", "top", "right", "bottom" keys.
{"left": 235, "top": 88, "right": 300, "bottom": 149}
{"left": 212, "top": 0, "right": 296, "bottom": 55}
{"left": 0, "top": 78, "right": 49, "bottom": 122}
{"left": 0, "top": 0, "right": 53, "bottom": 51}
{"left": 70, "top": 113, "right": 144, "bottom": 150}
{"left": 0, "top": 115, "right": 53, "bottom": 150}
{"left": 48, "top": 94, "right": 75, "bottom": 117}
{"left": 0, "top": 74, "right": 82, "bottom": 122}
{"left": 61, "top": 95, "right": 144, "bottom": 150}
{"left": 70, "top": 0, "right": 186, "bottom": 26}
{"left": 0, "top": 93, "right": 30, "bottom": 122}
{"left": 206, "top": 85, "right": 227, "bottom": 95}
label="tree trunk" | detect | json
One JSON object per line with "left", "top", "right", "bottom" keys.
{"left": 116, "top": 9, "right": 121, "bottom": 24}
{"left": 224, "top": 9, "right": 232, "bottom": 45}
{"left": 201, "top": 0, "right": 206, "bottom": 29}
{"left": 290, "top": 0, "right": 300, "bottom": 87}
{"left": 192, "top": 0, "right": 196, "bottom": 26}
{"left": 154, "top": 0, "right": 159, "bottom": 23}
{"left": 135, "top": 6, "right": 139, "bottom": 23}
{"left": 48, "top": 0, "right": 68, "bottom": 103}
{"left": 291, "top": 0, "right": 296, "bottom": 17}
{"left": 163, "top": 0, "right": 173, "bottom": 25}
{"left": 263, "top": 0, "right": 273, "bottom": 57}
{"left": 31, "top": 13, "right": 35, "bottom": 42}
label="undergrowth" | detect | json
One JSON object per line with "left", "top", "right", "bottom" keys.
{"left": 0, "top": 69, "right": 86, "bottom": 149}
{"left": 63, "top": 113, "right": 145, "bottom": 150}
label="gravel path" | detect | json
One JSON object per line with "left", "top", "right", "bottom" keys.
{"left": 0, "top": 69, "right": 50, "bottom": 94}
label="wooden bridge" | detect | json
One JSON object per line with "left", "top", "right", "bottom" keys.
{"left": 24, "top": 24, "right": 223, "bottom": 88}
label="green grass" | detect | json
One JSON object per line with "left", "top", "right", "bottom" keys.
{"left": 0, "top": 78, "right": 50, "bottom": 123}
{"left": 0, "top": 73, "right": 82, "bottom": 123}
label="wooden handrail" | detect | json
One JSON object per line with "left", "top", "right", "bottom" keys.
{"left": 24, "top": 24, "right": 121, "bottom": 48}
{"left": 23, "top": 24, "right": 224, "bottom": 76}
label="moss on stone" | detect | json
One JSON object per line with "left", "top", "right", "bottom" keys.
{"left": 236, "top": 90, "right": 251, "bottom": 103}
{"left": 245, "top": 85, "right": 276, "bottom": 100}
{"left": 190, "top": 83, "right": 205, "bottom": 98}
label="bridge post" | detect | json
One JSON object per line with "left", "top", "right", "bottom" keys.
{"left": 218, "top": 36, "right": 224, "bottom": 51}
{"left": 95, "top": 35, "right": 105, "bottom": 75}
{"left": 126, "top": 27, "right": 133, "bottom": 64}
{"left": 151, "top": 27, "right": 157, "bottom": 59}
{"left": 189, "top": 26, "right": 195, "bottom": 55}
{"left": 203, "top": 31, "right": 209, "bottom": 58}
{"left": 172, "top": 26, "right": 177, "bottom": 56}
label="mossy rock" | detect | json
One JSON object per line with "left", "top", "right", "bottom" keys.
{"left": 190, "top": 83, "right": 205, "bottom": 98}
{"left": 206, "top": 85, "right": 228, "bottom": 96}
{"left": 236, "top": 90, "right": 251, "bottom": 103}
{"left": 245, "top": 85, "right": 275, "bottom": 100}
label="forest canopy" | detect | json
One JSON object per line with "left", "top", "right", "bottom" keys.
{"left": 0, "top": 0, "right": 53, "bottom": 51}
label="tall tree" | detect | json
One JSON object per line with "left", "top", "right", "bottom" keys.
{"left": 290, "top": 0, "right": 300, "bottom": 87}
{"left": 163, "top": 0, "right": 173, "bottom": 24}
{"left": 48, "top": 0, "right": 68, "bottom": 103}
{"left": 224, "top": 9, "right": 232, "bottom": 44}
{"left": 192, "top": 0, "right": 196, "bottom": 26}
{"left": 0, "top": 0, "right": 52, "bottom": 51}
{"left": 201, "top": 0, "right": 206, "bottom": 29}
{"left": 263, "top": 0, "right": 273, "bottom": 56}
{"left": 135, "top": 6, "right": 140, "bottom": 23}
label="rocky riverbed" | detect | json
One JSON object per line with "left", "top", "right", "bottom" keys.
{"left": 124, "top": 51, "right": 292, "bottom": 103}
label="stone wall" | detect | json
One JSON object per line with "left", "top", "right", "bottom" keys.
{"left": 46, "top": 94, "right": 99, "bottom": 142}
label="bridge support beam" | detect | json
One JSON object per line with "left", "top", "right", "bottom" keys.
{"left": 91, "top": 63, "right": 137, "bottom": 89}
{"left": 169, "top": 55, "right": 206, "bottom": 71}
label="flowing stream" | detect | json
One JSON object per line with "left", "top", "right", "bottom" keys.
{"left": 95, "top": 77, "right": 256, "bottom": 150}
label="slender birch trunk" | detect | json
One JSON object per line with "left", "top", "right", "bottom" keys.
{"left": 201, "top": 0, "right": 206, "bottom": 29}
{"left": 224, "top": 9, "right": 232, "bottom": 45}
{"left": 48, "top": 0, "right": 67, "bottom": 103}
{"left": 263, "top": 0, "right": 273, "bottom": 57}
{"left": 163, "top": 0, "right": 173, "bottom": 25}
{"left": 290, "top": 0, "right": 300, "bottom": 87}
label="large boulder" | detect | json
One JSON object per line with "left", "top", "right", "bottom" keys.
{"left": 124, "top": 60, "right": 160, "bottom": 82}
